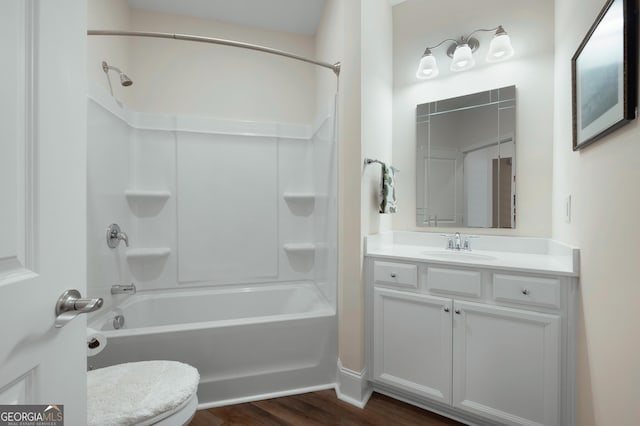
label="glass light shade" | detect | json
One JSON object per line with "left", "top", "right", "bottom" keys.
{"left": 416, "top": 53, "right": 439, "bottom": 79}
{"left": 486, "top": 33, "right": 514, "bottom": 62}
{"left": 450, "top": 43, "right": 475, "bottom": 72}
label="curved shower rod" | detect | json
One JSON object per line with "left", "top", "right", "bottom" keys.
{"left": 88, "top": 30, "right": 341, "bottom": 75}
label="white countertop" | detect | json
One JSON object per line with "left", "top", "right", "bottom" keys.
{"left": 365, "top": 232, "right": 579, "bottom": 277}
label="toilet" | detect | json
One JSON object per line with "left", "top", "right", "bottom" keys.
{"left": 87, "top": 360, "right": 200, "bottom": 426}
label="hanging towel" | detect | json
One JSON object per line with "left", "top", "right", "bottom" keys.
{"left": 380, "top": 163, "right": 397, "bottom": 214}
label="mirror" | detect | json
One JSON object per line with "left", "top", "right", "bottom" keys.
{"left": 416, "top": 86, "right": 516, "bottom": 228}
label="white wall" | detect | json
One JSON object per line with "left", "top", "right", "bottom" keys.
{"left": 86, "top": 96, "right": 133, "bottom": 310}
{"left": 128, "top": 8, "right": 316, "bottom": 124}
{"left": 88, "top": 1, "right": 317, "bottom": 124}
{"left": 553, "top": 0, "right": 640, "bottom": 424}
{"left": 362, "top": 0, "right": 394, "bottom": 236}
{"left": 87, "top": 0, "right": 132, "bottom": 106}
{"left": 316, "top": 0, "right": 365, "bottom": 372}
{"left": 315, "top": 0, "right": 393, "bottom": 374}
{"left": 392, "top": 0, "right": 555, "bottom": 236}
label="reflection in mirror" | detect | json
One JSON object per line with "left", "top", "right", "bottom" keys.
{"left": 416, "top": 86, "right": 516, "bottom": 228}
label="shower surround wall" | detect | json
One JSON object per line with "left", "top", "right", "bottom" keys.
{"left": 88, "top": 84, "right": 336, "bottom": 309}
{"left": 87, "top": 1, "right": 337, "bottom": 306}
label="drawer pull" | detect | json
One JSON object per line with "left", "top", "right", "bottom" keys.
{"left": 444, "top": 307, "right": 450, "bottom": 313}
{"left": 522, "top": 289, "right": 530, "bottom": 295}
{"left": 455, "top": 309, "right": 461, "bottom": 315}
{"left": 390, "top": 273, "right": 397, "bottom": 278}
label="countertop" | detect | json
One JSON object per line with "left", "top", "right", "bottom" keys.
{"left": 365, "top": 232, "right": 580, "bottom": 277}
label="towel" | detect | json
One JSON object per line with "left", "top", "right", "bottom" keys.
{"left": 380, "top": 163, "right": 397, "bottom": 214}
{"left": 87, "top": 360, "right": 199, "bottom": 426}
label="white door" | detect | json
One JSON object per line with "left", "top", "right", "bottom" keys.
{"left": 426, "top": 147, "right": 464, "bottom": 227}
{"left": 452, "top": 300, "right": 561, "bottom": 426}
{"left": 0, "top": 1, "right": 88, "bottom": 424}
{"left": 373, "top": 287, "right": 452, "bottom": 404}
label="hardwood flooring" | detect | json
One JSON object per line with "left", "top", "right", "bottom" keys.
{"left": 189, "top": 390, "right": 465, "bottom": 425}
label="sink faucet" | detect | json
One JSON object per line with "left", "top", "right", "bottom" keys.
{"left": 442, "top": 232, "right": 475, "bottom": 251}
{"left": 111, "top": 283, "right": 136, "bottom": 295}
{"left": 454, "top": 232, "right": 462, "bottom": 250}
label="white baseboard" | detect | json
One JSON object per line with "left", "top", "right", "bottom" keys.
{"left": 197, "top": 383, "right": 336, "bottom": 410}
{"left": 335, "top": 359, "right": 373, "bottom": 408}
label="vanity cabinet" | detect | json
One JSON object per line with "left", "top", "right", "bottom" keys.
{"left": 451, "top": 300, "right": 560, "bottom": 426}
{"left": 373, "top": 287, "right": 452, "bottom": 403}
{"left": 367, "top": 255, "right": 577, "bottom": 426}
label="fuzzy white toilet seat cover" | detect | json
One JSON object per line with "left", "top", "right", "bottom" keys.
{"left": 88, "top": 360, "right": 200, "bottom": 426}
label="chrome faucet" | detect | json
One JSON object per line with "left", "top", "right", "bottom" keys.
{"left": 442, "top": 232, "right": 476, "bottom": 251}
{"left": 107, "top": 223, "right": 129, "bottom": 248}
{"left": 454, "top": 232, "right": 462, "bottom": 250}
{"left": 111, "top": 283, "right": 136, "bottom": 295}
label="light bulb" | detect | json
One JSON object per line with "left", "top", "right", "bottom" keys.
{"left": 487, "top": 27, "right": 514, "bottom": 62}
{"left": 450, "top": 43, "right": 475, "bottom": 72}
{"left": 416, "top": 50, "right": 439, "bottom": 79}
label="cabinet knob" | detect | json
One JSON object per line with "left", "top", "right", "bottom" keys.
{"left": 522, "top": 289, "right": 530, "bottom": 295}
{"left": 455, "top": 309, "right": 461, "bottom": 315}
{"left": 390, "top": 273, "right": 397, "bottom": 278}
{"left": 444, "top": 307, "right": 450, "bottom": 313}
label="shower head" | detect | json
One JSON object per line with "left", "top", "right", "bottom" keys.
{"left": 102, "top": 61, "right": 133, "bottom": 96}
{"left": 120, "top": 73, "right": 133, "bottom": 86}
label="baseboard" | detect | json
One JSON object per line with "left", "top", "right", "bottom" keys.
{"left": 335, "top": 359, "right": 373, "bottom": 409}
{"left": 197, "top": 383, "right": 336, "bottom": 410}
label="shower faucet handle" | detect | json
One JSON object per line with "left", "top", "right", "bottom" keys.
{"left": 107, "top": 223, "right": 129, "bottom": 248}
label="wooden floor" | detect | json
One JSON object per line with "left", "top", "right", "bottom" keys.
{"left": 189, "top": 390, "right": 464, "bottom": 425}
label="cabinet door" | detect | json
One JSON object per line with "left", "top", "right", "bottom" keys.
{"left": 373, "top": 287, "right": 452, "bottom": 404}
{"left": 452, "top": 300, "right": 560, "bottom": 426}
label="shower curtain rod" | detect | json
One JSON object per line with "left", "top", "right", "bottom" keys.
{"left": 88, "top": 30, "right": 341, "bottom": 75}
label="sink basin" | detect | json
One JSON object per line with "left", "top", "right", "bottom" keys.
{"left": 421, "top": 250, "right": 496, "bottom": 262}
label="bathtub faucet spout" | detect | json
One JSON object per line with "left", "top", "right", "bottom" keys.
{"left": 111, "top": 283, "right": 136, "bottom": 295}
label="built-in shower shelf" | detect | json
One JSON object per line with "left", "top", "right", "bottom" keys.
{"left": 126, "top": 248, "right": 171, "bottom": 260}
{"left": 125, "top": 190, "right": 171, "bottom": 201}
{"left": 283, "top": 243, "right": 316, "bottom": 253}
{"left": 283, "top": 193, "right": 316, "bottom": 202}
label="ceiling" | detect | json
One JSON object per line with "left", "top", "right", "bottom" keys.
{"left": 128, "top": 0, "right": 326, "bottom": 35}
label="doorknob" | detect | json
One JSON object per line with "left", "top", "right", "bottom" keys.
{"left": 55, "top": 289, "right": 103, "bottom": 328}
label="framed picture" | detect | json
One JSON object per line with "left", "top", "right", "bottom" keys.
{"left": 572, "top": 0, "right": 638, "bottom": 151}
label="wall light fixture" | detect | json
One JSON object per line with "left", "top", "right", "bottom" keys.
{"left": 416, "top": 25, "right": 514, "bottom": 79}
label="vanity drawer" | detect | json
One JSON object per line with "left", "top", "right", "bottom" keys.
{"left": 373, "top": 261, "right": 418, "bottom": 288}
{"left": 426, "top": 266, "right": 481, "bottom": 297}
{"left": 493, "top": 274, "right": 561, "bottom": 308}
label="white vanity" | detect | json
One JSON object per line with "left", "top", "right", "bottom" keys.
{"left": 365, "top": 231, "right": 579, "bottom": 426}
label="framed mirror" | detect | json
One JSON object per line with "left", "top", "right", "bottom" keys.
{"left": 416, "top": 86, "right": 516, "bottom": 228}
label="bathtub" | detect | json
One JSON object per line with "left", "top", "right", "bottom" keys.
{"left": 88, "top": 282, "right": 337, "bottom": 408}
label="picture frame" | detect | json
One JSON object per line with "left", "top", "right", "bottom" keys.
{"left": 572, "top": 0, "right": 638, "bottom": 151}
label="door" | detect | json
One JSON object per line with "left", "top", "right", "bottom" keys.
{"left": 452, "top": 300, "right": 560, "bottom": 426}
{"left": 426, "top": 147, "right": 464, "bottom": 227}
{"left": 373, "top": 287, "right": 452, "bottom": 404}
{"left": 0, "top": 1, "right": 87, "bottom": 424}
{"left": 492, "top": 157, "right": 513, "bottom": 228}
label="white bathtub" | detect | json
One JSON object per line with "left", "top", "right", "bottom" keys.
{"left": 88, "top": 282, "right": 337, "bottom": 407}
